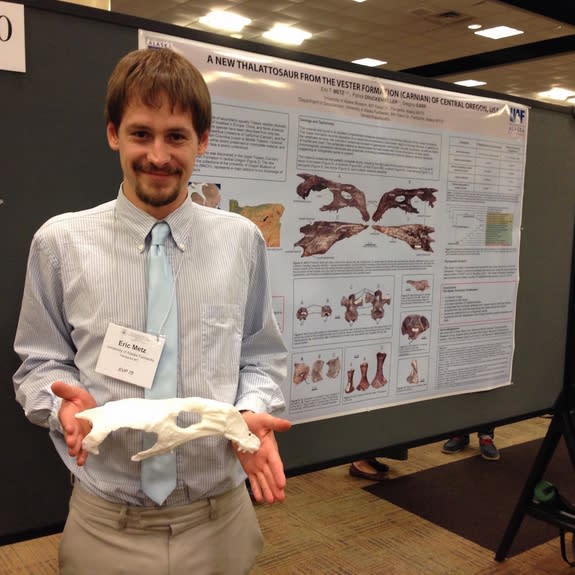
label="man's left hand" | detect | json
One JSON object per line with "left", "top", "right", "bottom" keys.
{"left": 235, "top": 412, "right": 291, "bottom": 505}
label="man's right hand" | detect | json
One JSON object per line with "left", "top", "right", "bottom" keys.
{"left": 51, "top": 381, "right": 97, "bottom": 466}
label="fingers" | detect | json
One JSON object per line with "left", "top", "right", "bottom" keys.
{"left": 76, "top": 448, "right": 89, "bottom": 467}
{"left": 63, "top": 420, "right": 82, "bottom": 453}
{"left": 257, "top": 445, "right": 287, "bottom": 504}
{"left": 259, "top": 470, "right": 274, "bottom": 504}
{"left": 248, "top": 475, "right": 263, "bottom": 503}
{"left": 264, "top": 464, "right": 286, "bottom": 503}
{"left": 64, "top": 425, "right": 89, "bottom": 466}
{"left": 241, "top": 444, "right": 286, "bottom": 504}
{"left": 249, "top": 469, "right": 285, "bottom": 505}
{"left": 269, "top": 452, "right": 287, "bottom": 492}
{"left": 67, "top": 432, "right": 89, "bottom": 466}
{"left": 52, "top": 382, "right": 92, "bottom": 466}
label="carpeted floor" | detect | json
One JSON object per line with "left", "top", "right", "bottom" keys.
{"left": 365, "top": 438, "right": 575, "bottom": 557}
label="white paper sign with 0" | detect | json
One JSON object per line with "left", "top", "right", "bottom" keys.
{"left": 0, "top": 2, "right": 25, "bottom": 73}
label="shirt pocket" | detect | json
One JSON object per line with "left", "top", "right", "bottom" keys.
{"left": 201, "top": 304, "right": 242, "bottom": 383}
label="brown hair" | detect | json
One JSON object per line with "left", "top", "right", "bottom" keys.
{"left": 105, "top": 48, "right": 211, "bottom": 137}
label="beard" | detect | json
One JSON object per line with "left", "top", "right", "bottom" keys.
{"left": 132, "top": 161, "right": 184, "bottom": 207}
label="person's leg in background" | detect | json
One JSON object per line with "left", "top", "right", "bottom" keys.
{"left": 442, "top": 433, "right": 470, "bottom": 454}
{"left": 349, "top": 458, "right": 390, "bottom": 481}
{"left": 349, "top": 447, "right": 408, "bottom": 481}
{"left": 442, "top": 427, "right": 500, "bottom": 460}
{"left": 477, "top": 426, "right": 500, "bottom": 461}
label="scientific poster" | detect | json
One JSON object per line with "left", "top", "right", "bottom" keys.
{"left": 140, "top": 30, "right": 528, "bottom": 423}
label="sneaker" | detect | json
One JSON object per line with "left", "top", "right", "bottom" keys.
{"left": 479, "top": 436, "right": 500, "bottom": 461}
{"left": 442, "top": 435, "right": 469, "bottom": 454}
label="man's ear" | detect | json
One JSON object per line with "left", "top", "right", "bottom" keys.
{"left": 197, "top": 130, "right": 210, "bottom": 156}
{"left": 106, "top": 122, "right": 120, "bottom": 151}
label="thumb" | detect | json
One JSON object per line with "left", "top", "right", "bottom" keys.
{"left": 51, "top": 382, "right": 95, "bottom": 410}
{"left": 51, "top": 381, "right": 77, "bottom": 400}
{"left": 268, "top": 416, "right": 292, "bottom": 433}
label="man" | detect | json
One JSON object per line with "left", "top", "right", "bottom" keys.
{"left": 13, "top": 48, "right": 290, "bottom": 574}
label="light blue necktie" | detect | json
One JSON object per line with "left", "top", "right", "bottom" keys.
{"left": 141, "top": 221, "right": 178, "bottom": 505}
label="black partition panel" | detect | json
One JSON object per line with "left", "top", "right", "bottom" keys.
{"left": 0, "top": 3, "right": 134, "bottom": 543}
{"left": 1, "top": 1, "right": 575, "bottom": 542}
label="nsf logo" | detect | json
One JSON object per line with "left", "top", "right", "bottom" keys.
{"left": 508, "top": 106, "right": 526, "bottom": 137}
{"left": 509, "top": 107, "right": 525, "bottom": 124}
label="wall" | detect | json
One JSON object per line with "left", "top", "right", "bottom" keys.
{"left": 1, "top": 1, "right": 574, "bottom": 541}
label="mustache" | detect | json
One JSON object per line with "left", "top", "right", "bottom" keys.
{"left": 134, "top": 162, "right": 181, "bottom": 176}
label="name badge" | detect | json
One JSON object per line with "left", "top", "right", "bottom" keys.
{"left": 95, "top": 323, "right": 165, "bottom": 389}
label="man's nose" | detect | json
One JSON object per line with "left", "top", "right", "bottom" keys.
{"left": 148, "top": 138, "right": 170, "bottom": 165}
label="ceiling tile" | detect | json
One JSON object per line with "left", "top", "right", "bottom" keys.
{"left": 87, "top": 0, "right": 575, "bottom": 106}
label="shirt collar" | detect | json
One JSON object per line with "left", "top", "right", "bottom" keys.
{"left": 115, "top": 185, "right": 194, "bottom": 253}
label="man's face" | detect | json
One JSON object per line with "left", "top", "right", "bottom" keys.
{"left": 107, "top": 94, "right": 209, "bottom": 219}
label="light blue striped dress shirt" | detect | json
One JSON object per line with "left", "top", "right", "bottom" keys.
{"left": 13, "top": 188, "right": 287, "bottom": 505}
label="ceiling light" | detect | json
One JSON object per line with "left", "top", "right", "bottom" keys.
{"left": 199, "top": 11, "right": 251, "bottom": 32}
{"left": 454, "top": 79, "right": 486, "bottom": 87}
{"left": 538, "top": 87, "right": 575, "bottom": 101}
{"left": 474, "top": 26, "right": 523, "bottom": 39}
{"left": 352, "top": 58, "right": 387, "bottom": 67}
{"left": 353, "top": 0, "right": 367, "bottom": 3}
{"left": 468, "top": 24, "right": 482, "bottom": 30}
{"left": 263, "top": 25, "right": 312, "bottom": 46}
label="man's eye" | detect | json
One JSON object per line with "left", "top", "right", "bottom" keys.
{"left": 169, "top": 133, "right": 186, "bottom": 142}
{"left": 132, "top": 131, "right": 149, "bottom": 139}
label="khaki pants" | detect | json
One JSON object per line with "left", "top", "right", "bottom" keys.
{"left": 59, "top": 482, "right": 263, "bottom": 575}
